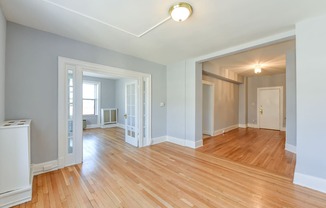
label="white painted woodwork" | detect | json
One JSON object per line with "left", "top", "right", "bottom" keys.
{"left": 58, "top": 57, "right": 152, "bottom": 168}
{"left": 202, "top": 81, "right": 214, "bottom": 136}
{"left": 0, "top": 119, "right": 32, "bottom": 207}
{"left": 125, "top": 82, "right": 138, "bottom": 147}
{"left": 101, "top": 108, "right": 117, "bottom": 126}
{"left": 257, "top": 87, "right": 282, "bottom": 130}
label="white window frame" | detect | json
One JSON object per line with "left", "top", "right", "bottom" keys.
{"left": 82, "top": 81, "right": 100, "bottom": 116}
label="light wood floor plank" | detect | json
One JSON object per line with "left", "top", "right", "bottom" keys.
{"left": 198, "top": 128, "right": 296, "bottom": 178}
{"left": 13, "top": 127, "right": 326, "bottom": 208}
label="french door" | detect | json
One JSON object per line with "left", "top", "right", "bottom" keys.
{"left": 125, "top": 82, "right": 138, "bottom": 147}
{"left": 58, "top": 57, "right": 151, "bottom": 168}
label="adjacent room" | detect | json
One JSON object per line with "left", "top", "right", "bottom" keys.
{"left": 200, "top": 40, "right": 296, "bottom": 178}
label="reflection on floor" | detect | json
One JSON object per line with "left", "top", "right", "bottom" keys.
{"left": 198, "top": 128, "right": 296, "bottom": 178}
{"left": 14, "top": 127, "right": 326, "bottom": 208}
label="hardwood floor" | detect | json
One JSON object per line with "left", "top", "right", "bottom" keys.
{"left": 198, "top": 128, "right": 296, "bottom": 178}
{"left": 14, "top": 127, "right": 326, "bottom": 208}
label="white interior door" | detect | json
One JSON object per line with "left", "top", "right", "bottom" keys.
{"left": 258, "top": 88, "right": 281, "bottom": 130}
{"left": 125, "top": 82, "right": 138, "bottom": 147}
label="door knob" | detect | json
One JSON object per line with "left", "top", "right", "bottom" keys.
{"left": 124, "top": 114, "right": 128, "bottom": 119}
{"left": 259, "top": 109, "right": 263, "bottom": 114}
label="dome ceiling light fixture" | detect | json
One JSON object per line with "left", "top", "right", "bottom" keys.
{"left": 169, "top": 2, "right": 193, "bottom": 22}
{"left": 254, "top": 65, "right": 262, "bottom": 74}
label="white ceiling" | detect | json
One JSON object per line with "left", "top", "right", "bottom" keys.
{"left": 205, "top": 40, "right": 295, "bottom": 77}
{"left": 1, "top": 0, "right": 326, "bottom": 64}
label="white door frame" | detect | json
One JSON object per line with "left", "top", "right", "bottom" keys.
{"left": 202, "top": 80, "right": 215, "bottom": 136}
{"left": 257, "top": 86, "right": 283, "bottom": 130}
{"left": 58, "top": 57, "right": 152, "bottom": 168}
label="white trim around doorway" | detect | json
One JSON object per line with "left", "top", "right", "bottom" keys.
{"left": 58, "top": 57, "right": 152, "bottom": 169}
{"left": 202, "top": 80, "right": 214, "bottom": 136}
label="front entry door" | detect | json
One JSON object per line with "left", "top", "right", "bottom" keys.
{"left": 258, "top": 87, "right": 282, "bottom": 130}
{"left": 125, "top": 82, "right": 138, "bottom": 147}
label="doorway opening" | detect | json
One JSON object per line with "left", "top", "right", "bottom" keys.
{"left": 199, "top": 39, "right": 296, "bottom": 177}
{"left": 202, "top": 80, "right": 214, "bottom": 138}
{"left": 58, "top": 57, "right": 151, "bottom": 168}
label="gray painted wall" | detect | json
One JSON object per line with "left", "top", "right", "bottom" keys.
{"left": 0, "top": 9, "right": 5, "bottom": 121}
{"left": 202, "top": 84, "right": 212, "bottom": 134}
{"left": 167, "top": 61, "right": 186, "bottom": 140}
{"left": 203, "top": 61, "right": 244, "bottom": 83}
{"left": 247, "top": 74, "right": 286, "bottom": 127}
{"left": 5, "top": 22, "right": 167, "bottom": 164}
{"left": 238, "top": 78, "right": 247, "bottom": 126}
{"left": 166, "top": 60, "right": 202, "bottom": 144}
{"left": 82, "top": 76, "right": 116, "bottom": 126}
{"left": 286, "top": 50, "right": 296, "bottom": 146}
{"left": 295, "top": 15, "right": 326, "bottom": 181}
{"left": 202, "top": 75, "right": 239, "bottom": 131}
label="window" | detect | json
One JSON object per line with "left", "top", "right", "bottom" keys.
{"left": 83, "top": 82, "right": 99, "bottom": 115}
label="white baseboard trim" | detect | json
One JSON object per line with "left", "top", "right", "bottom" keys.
{"left": 151, "top": 136, "right": 167, "bottom": 145}
{"left": 247, "top": 123, "right": 259, "bottom": 128}
{"left": 195, "top": 139, "right": 203, "bottom": 148}
{"left": 166, "top": 136, "right": 202, "bottom": 149}
{"left": 86, "top": 124, "right": 100, "bottom": 129}
{"left": 238, "top": 124, "right": 247, "bottom": 128}
{"left": 116, "top": 123, "right": 125, "bottom": 129}
{"left": 32, "top": 160, "right": 59, "bottom": 176}
{"left": 0, "top": 186, "right": 32, "bottom": 208}
{"left": 294, "top": 172, "right": 326, "bottom": 194}
{"left": 58, "top": 156, "right": 64, "bottom": 169}
{"left": 151, "top": 136, "right": 202, "bottom": 148}
{"left": 101, "top": 124, "right": 117, "bottom": 128}
{"left": 214, "top": 124, "right": 239, "bottom": 136}
{"left": 167, "top": 136, "right": 186, "bottom": 146}
{"left": 246, "top": 123, "right": 286, "bottom": 131}
{"left": 285, "top": 143, "right": 296, "bottom": 154}
{"left": 202, "top": 130, "right": 211, "bottom": 135}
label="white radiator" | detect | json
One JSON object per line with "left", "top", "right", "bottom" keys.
{"left": 101, "top": 108, "right": 117, "bottom": 126}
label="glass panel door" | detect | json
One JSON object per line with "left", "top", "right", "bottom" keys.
{"left": 125, "top": 82, "right": 138, "bottom": 147}
{"left": 142, "top": 77, "right": 150, "bottom": 146}
{"left": 67, "top": 69, "right": 74, "bottom": 154}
